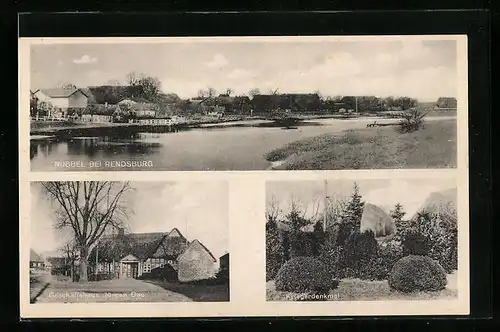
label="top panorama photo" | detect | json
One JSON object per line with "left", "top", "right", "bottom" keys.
{"left": 26, "top": 37, "right": 461, "bottom": 172}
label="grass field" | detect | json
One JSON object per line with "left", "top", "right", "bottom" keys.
{"left": 266, "top": 272, "right": 458, "bottom": 301}
{"left": 265, "top": 119, "right": 456, "bottom": 170}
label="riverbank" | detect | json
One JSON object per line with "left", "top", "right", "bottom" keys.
{"left": 265, "top": 119, "right": 457, "bottom": 170}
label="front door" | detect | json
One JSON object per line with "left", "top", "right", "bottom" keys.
{"left": 122, "top": 263, "right": 139, "bottom": 279}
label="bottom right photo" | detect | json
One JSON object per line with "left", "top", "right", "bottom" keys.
{"left": 266, "top": 178, "right": 459, "bottom": 302}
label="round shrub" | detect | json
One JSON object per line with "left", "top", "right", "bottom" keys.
{"left": 275, "top": 256, "right": 339, "bottom": 294}
{"left": 388, "top": 255, "right": 447, "bottom": 293}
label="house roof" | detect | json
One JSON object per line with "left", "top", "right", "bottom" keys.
{"left": 30, "top": 249, "right": 42, "bottom": 262}
{"left": 46, "top": 256, "right": 66, "bottom": 266}
{"left": 35, "top": 87, "right": 89, "bottom": 98}
{"left": 91, "top": 228, "right": 191, "bottom": 262}
{"left": 179, "top": 239, "right": 217, "bottom": 262}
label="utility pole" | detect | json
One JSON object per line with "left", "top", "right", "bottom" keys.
{"left": 355, "top": 96, "right": 358, "bottom": 113}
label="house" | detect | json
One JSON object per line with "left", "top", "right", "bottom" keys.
{"left": 30, "top": 249, "right": 44, "bottom": 269}
{"left": 80, "top": 104, "right": 122, "bottom": 123}
{"left": 90, "top": 228, "right": 218, "bottom": 282}
{"left": 33, "top": 87, "right": 89, "bottom": 118}
{"left": 177, "top": 239, "right": 218, "bottom": 282}
{"left": 251, "top": 93, "right": 321, "bottom": 113}
{"left": 213, "top": 94, "right": 252, "bottom": 113}
{"left": 219, "top": 253, "right": 229, "bottom": 271}
{"left": 118, "top": 98, "right": 159, "bottom": 118}
{"left": 436, "top": 97, "right": 457, "bottom": 109}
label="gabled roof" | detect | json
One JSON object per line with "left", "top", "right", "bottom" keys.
{"left": 35, "top": 87, "right": 89, "bottom": 98}
{"left": 91, "top": 228, "right": 192, "bottom": 262}
{"left": 30, "top": 249, "right": 43, "bottom": 262}
{"left": 179, "top": 239, "right": 217, "bottom": 262}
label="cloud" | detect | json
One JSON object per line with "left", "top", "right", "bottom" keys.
{"left": 227, "top": 68, "right": 253, "bottom": 80}
{"left": 205, "top": 53, "right": 229, "bottom": 69}
{"left": 72, "top": 54, "right": 98, "bottom": 64}
{"left": 363, "top": 179, "right": 455, "bottom": 217}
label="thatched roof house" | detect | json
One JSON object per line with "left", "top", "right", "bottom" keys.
{"left": 90, "top": 228, "right": 218, "bottom": 282}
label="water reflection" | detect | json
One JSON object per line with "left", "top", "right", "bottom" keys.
{"left": 31, "top": 135, "right": 163, "bottom": 161}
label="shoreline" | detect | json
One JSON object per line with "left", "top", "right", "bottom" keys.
{"left": 29, "top": 114, "right": 456, "bottom": 138}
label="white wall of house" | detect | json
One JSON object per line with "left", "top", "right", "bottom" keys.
{"left": 68, "top": 91, "right": 88, "bottom": 108}
{"left": 177, "top": 241, "right": 218, "bottom": 282}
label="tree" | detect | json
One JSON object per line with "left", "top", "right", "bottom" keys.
{"left": 266, "top": 217, "right": 285, "bottom": 280}
{"left": 311, "top": 221, "right": 326, "bottom": 256}
{"left": 226, "top": 88, "right": 233, "bottom": 96}
{"left": 197, "top": 89, "right": 207, "bottom": 98}
{"left": 59, "top": 241, "right": 79, "bottom": 282}
{"left": 42, "top": 181, "right": 133, "bottom": 282}
{"left": 126, "top": 72, "right": 161, "bottom": 100}
{"left": 61, "top": 83, "right": 77, "bottom": 90}
{"left": 390, "top": 203, "right": 406, "bottom": 223}
{"left": 207, "top": 87, "right": 217, "bottom": 97}
{"left": 344, "top": 182, "right": 365, "bottom": 228}
{"left": 248, "top": 88, "right": 260, "bottom": 98}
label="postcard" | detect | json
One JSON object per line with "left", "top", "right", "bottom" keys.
{"left": 19, "top": 35, "right": 469, "bottom": 318}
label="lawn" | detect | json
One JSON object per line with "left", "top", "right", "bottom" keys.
{"left": 264, "top": 119, "right": 457, "bottom": 170}
{"left": 145, "top": 280, "right": 230, "bottom": 302}
{"left": 266, "top": 273, "right": 458, "bottom": 301}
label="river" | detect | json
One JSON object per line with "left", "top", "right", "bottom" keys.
{"left": 29, "top": 116, "right": 454, "bottom": 171}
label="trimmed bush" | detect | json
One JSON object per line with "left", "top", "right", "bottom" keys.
{"left": 388, "top": 255, "right": 447, "bottom": 293}
{"left": 275, "top": 256, "right": 339, "bottom": 294}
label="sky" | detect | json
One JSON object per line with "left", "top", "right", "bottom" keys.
{"left": 266, "top": 178, "right": 457, "bottom": 221}
{"left": 30, "top": 181, "right": 229, "bottom": 260}
{"left": 30, "top": 38, "right": 457, "bottom": 101}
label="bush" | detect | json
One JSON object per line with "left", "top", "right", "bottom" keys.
{"left": 402, "top": 230, "right": 431, "bottom": 256}
{"left": 361, "top": 240, "right": 405, "bottom": 280}
{"left": 388, "top": 255, "right": 447, "bottom": 293}
{"left": 339, "top": 230, "right": 380, "bottom": 280}
{"left": 275, "top": 256, "right": 338, "bottom": 294}
{"left": 397, "top": 109, "right": 427, "bottom": 133}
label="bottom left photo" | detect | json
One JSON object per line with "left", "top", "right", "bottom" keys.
{"left": 28, "top": 180, "right": 229, "bottom": 303}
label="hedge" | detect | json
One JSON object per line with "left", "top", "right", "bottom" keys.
{"left": 275, "top": 256, "right": 338, "bottom": 294}
{"left": 388, "top": 255, "right": 447, "bottom": 293}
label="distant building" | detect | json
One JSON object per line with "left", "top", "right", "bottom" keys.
{"left": 30, "top": 249, "right": 44, "bottom": 269}
{"left": 80, "top": 104, "right": 122, "bottom": 123}
{"left": 251, "top": 93, "right": 321, "bottom": 113}
{"left": 118, "top": 98, "right": 158, "bottom": 118}
{"left": 436, "top": 97, "right": 457, "bottom": 109}
{"left": 33, "top": 87, "right": 89, "bottom": 118}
